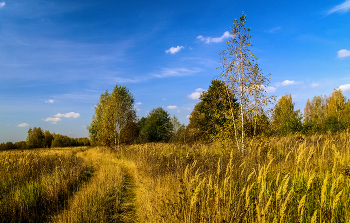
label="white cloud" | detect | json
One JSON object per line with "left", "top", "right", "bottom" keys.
{"left": 45, "top": 99, "right": 54, "bottom": 103}
{"left": 311, "top": 82, "right": 320, "bottom": 88}
{"left": 188, "top": 88, "right": 205, "bottom": 99}
{"left": 44, "top": 112, "right": 80, "bottom": 124}
{"left": 197, "top": 31, "right": 232, "bottom": 43}
{"left": 167, "top": 105, "right": 177, "bottom": 109}
{"left": 44, "top": 117, "right": 61, "bottom": 124}
{"left": 136, "top": 102, "right": 142, "bottom": 105}
{"left": 339, "top": 84, "right": 350, "bottom": 94}
{"left": 186, "top": 115, "right": 191, "bottom": 119}
{"left": 165, "top": 46, "right": 184, "bottom": 54}
{"left": 155, "top": 68, "right": 202, "bottom": 78}
{"left": 18, "top": 123, "right": 29, "bottom": 127}
{"left": 327, "top": 0, "right": 350, "bottom": 14}
{"left": 0, "top": 2, "right": 5, "bottom": 8}
{"left": 54, "top": 112, "right": 80, "bottom": 118}
{"left": 338, "top": 49, "right": 350, "bottom": 58}
{"left": 263, "top": 86, "right": 277, "bottom": 93}
{"left": 277, "top": 80, "right": 299, "bottom": 86}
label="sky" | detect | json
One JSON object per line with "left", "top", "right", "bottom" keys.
{"left": 1, "top": 0, "right": 350, "bottom": 143}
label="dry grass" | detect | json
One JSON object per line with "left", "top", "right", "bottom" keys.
{"left": 2, "top": 132, "right": 350, "bottom": 222}
{"left": 120, "top": 132, "right": 350, "bottom": 222}
{"left": 52, "top": 147, "right": 122, "bottom": 222}
{"left": 0, "top": 147, "right": 92, "bottom": 222}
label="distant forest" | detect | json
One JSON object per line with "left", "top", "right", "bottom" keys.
{"left": 0, "top": 127, "right": 90, "bottom": 151}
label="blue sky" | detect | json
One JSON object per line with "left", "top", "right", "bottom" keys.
{"left": 1, "top": 0, "right": 350, "bottom": 143}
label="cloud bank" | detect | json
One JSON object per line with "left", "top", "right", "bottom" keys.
{"left": 165, "top": 46, "right": 184, "bottom": 54}
{"left": 197, "top": 31, "right": 232, "bottom": 43}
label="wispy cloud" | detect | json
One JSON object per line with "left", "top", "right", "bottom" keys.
{"left": 197, "top": 31, "right": 232, "bottom": 43}
{"left": 327, "top": 0, "right": 350, "bottom": 14}
{"left": 18, "top": 123, "right": 28, "bottom": 127}
{"left": 45, "top": 99, "right": 54, "bottom": 103}
{"left": 165, "top": 46, "right": 184, "bottom": 54}
{"left": 44, "top": 112, "right": 80, "bottom": 124}
{"left": 167, "top": 105, "right": 177, "bottom": 109}
{"left": 188, "top": 88, "right": 205, "bottom": 99}
{"left": 338, "top": 49, "right": 350, "bottom": 58}
{"left": 136, "top": 102, "right": 142, "bottom": 105}
{"left": 0, "top": 2, "right": 5, "bottom": 8}
{"left": 276, "top": 80, "right": 299, "bottom": 86}
{"left": 266, "top": 27, "right": 281, "bottom": 33}
{"left": 339, "top": 84, "right": 350, "bottom": 94}
{"left": 154, "top": 68, "right": 202, "bottom": 78}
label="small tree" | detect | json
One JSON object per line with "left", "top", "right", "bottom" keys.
{"left": 26, "top": 127, "right": 44, "bottom": 148}
{"left": 89, "top": 85, "right": 137, "bottom": 149}
{"left": 219, "top": 12, "right": 274, "bottom": 151}
{"left": 187, "top": 79, "right": 238, "bottom": 142}
{"left": 111, "top": 85, "right": 136, "bottom": 150}
{"left": 325, "top": 88, "right": 345, "bottom": 132}
{"left": 271, "top": 94, "right": 302, "bottom": 135}
{"left": 139, "top": 107, "right": 173, "bottom": 142}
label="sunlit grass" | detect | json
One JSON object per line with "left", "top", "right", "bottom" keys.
{"left": 120, "top": 132, "right": 350, "bottom": 222}
{"left": 0, "top": 147, "right": 92, "bottom": 222}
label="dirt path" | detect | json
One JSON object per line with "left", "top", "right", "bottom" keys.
{"left": 115, "top": 166, "right": 138, "bottom": 223}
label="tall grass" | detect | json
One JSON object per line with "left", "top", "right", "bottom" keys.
{"left": 52, "top": 147, "right": 138, "bottom": 223}
{"left": 0, "top": 147, "right": 92, "bottom": 222}
{"left": 120, "top": 132, "right": 350, "bottom": 222}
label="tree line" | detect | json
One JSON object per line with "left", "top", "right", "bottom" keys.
{"left": 88, "top": 84, "right": 181, "bottom": 148}
{"left": 0, "top": 127, "right": 90, "bottom": 151}
{"left": 88, "top": 80, "right": 350, "bottom": 148}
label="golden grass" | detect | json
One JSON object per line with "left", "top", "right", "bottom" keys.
{"left": 120, "top": 132, "right": 350, "bottom": 222}
{"left": 2, "top": 132, "right": 350, "bottom": 222}
{"left": 0, "top": 147, "right": 92, "bottom": 222}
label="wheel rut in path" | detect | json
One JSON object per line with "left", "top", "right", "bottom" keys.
{"left": 116, "top": 166, "right": 138, "bottom": 223}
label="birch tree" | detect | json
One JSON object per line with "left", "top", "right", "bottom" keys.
{"left": 89, "top": 85, "right": 136, "bottom": 150}
{"left": 219, "top": 12, "right": 274, "bottom": 151}
{"left": 111, "top": 85, "right": 136, "bottom": 150}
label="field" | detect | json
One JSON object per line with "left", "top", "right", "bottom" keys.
{"left": 1, "top": 133, "right": 350, "bottom": 222}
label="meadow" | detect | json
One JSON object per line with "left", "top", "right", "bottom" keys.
{"left": 1, "top": 132, "right": 350, "bottom": 222}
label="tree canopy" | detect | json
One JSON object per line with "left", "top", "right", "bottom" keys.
{"left": 89, "top": 84, "right": 137, "bottom": 149}
{"left": 138, "top": 107, "right": 173, "bottom": 143}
